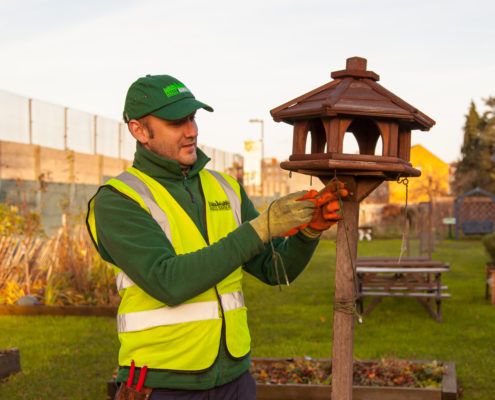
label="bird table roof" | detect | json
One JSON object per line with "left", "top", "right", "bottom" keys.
{"left": 270, "top": 57, "right": 435, "bottom": 131}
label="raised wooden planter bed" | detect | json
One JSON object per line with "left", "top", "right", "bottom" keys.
{"left": 0, "top": 305, "right": 117, "bottom": 317}
{"left": 254, "top": 357, "right": 457, "bottom": 400}
{"left": 106, "top": 358, "right": 458, "bottom": 400}
{"left": 0, "top": 348, "right": 21, "bottom": 379}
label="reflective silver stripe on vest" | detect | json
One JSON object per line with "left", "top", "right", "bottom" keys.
{"left": 113, "top": 171, "right": 174, "bottom": 293}
{"left": 115, "top": 171, "right": 173, "bottom": 242}
{"left": 118, "top": 301, "right": 219, "bottom": 333}
{"left": 117, "top": 291, "right": 244, "bottom": 333}
{"left": 207, "top": 169, "right": 241, "bottom": 227}
{"left": 220, "top": 291, "right": 245, "bottom": 311}
{"left": 115, "top": 271, "right": 136, "bottom": 291}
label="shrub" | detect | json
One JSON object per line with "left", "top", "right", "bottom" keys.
{"left": 0, "top": 203, "right": 43, "bottom": 236}
{"left": 482, "top": 232, "right": 495, "bottom": 262}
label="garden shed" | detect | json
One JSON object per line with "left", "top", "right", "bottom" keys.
{"left": 455, "top": 187, "right": 495, "bottom": 239}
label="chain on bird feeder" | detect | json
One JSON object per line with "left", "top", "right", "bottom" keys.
{"left": 397, "top": 176, "right": 409, "bottom": 263}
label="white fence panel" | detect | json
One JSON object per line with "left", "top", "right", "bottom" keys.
{"left": 121, "top": 126, "right": 136, "bottom": 161}
{"left": 67, "top": 108, "right": 94, "bottom": 154}
{"left": 0, "top": 90, "right": 241, "bottom": 166}
{"left": 0, "top": 91, "right": 29, "bottom": 143}
{"left": 31, "top": 99, "right": 65, "bottom": 149}
{"left": 97, "top": 117, "right": 120, "bottom": 158}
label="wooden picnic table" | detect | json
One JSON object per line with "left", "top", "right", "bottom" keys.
{"left": 355, "top": 258, "right": 451, "bottom": 322}
{"left": 356, "top": 256, "right": 430, "bottom": 262}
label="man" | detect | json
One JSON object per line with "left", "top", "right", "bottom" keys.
{"left": 86, "top": 74, "right": 340, "bottom": 400}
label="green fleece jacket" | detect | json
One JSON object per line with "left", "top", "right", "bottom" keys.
{"left": 90, "top": 142, "right": 320, "bottom": 390}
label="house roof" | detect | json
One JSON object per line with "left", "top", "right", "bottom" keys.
{"left": 270, "top": 57, "right": 435, "bottom": 131}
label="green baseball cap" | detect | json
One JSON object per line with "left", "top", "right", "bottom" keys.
{"left": 123, "top": 74, "right": 213, "bottom": 122}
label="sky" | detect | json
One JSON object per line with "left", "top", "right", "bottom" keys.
{"left": 1, "top": 0, "right": 494, "bottom": 164}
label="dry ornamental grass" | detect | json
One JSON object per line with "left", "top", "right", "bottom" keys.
{"left": 0, "top": 224, "right": 119, "bottom": 306}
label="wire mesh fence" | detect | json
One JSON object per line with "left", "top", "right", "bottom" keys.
{"left": 0, "top": 90, "right": 244, "bottom": 170}
{"left": 0, "top": 90, "right": 134, "bottom": 160}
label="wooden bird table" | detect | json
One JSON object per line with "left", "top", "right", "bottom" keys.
{"left": 271, "top": 56, "right": 435, "bottom": 400}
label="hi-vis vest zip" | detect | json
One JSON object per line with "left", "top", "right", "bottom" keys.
{"left": 87, "top": 167, "right": 250, "bottom": 372}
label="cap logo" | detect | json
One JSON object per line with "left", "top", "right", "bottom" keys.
{"left": 163, "top": 83, "right": 190, "bottom": 98}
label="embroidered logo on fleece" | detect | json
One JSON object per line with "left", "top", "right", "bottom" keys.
{"left": 208, "top": 200, "right": 231, "bottom": 211}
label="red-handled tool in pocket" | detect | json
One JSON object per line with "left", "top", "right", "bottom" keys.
{"left": 116, "top": 360, "right": 151, "bottom": 400}
{"left": 135, "top": 365, "right": 148, "bottom": 392}
{"left": 126, "top": 359, "right": 135, "bottom": 387}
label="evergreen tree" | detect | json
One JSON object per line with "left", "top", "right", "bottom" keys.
{"left": 453, "top": 101, "right": 482, "bottom": 194}
{"left": 453, "top": 99, "right": 495, "bottom": 194}
{"left": 481, "top": 97, "right": 495, "bottom": 192}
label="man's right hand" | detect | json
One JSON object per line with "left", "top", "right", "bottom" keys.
{"left": 249, "top": 191, "right": 314, "bottom": 243}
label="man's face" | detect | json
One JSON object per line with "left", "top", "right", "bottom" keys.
{"left": 139, "top": 113, "right": 198, "bottom": 167}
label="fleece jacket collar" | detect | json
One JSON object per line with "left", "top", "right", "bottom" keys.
{"left": 132, "top": 142, "right": 210, "bottom": 181}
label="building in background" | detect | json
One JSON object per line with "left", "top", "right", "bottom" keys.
{"left": 243, "top": 139, "right": 304, "bottom": 207}
{"left": 243, "top": 137, "right": 325, "bottom": 207}
{"left": 388, "top": 144, "right": 450, "bottom": 204}
{"left": 361, "top": 144, "right": 453, "bottom": 238}
{"left": 242, "top": 140, "right": 262, "bottom": 198}
{"left": 199, "top": 143, "right": 243, "bottom": 183}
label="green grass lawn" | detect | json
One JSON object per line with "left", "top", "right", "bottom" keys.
{"left": 0, "top": 315, "right": 118, "bottom": 399}
{"left": 0, "top": 239, "right": 494, "bottom": 399}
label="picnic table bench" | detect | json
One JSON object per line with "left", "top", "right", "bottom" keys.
{"left": 355, "top": 257, "right": 451, "bottom": 322}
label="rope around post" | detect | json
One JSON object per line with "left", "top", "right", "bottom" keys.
{"left": 266, "top": 200, "right": 289, "bottom": 291}
{"left": 331, "top": 173, "right": 363, "bottom": 324}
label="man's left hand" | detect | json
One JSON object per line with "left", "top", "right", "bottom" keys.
{"left": 283, "top": 181, "right": 348, "bottom": 238}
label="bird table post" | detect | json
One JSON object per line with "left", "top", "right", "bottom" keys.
{"left": 328, "top": 176, "right": 382, "bottom": 400}
{"left": 271, "top": 57, "right": 435, "bottom": 399}
{"left": 332, "top": 183, "right": 359, "bottom": 399}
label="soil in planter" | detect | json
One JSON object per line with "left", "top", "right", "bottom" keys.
{"left": 250, "top": 358, "right": 444, "bottom": 389}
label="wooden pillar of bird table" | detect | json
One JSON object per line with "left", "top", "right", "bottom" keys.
{"left": 270, "top": 56, "right": 435, "bottom": 400}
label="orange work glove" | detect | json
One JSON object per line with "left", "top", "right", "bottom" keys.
{"left": 283, "top": 181, "right": 348, "bottom": 237}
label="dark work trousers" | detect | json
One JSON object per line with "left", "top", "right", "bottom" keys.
{"left": 126, "top": 371, "right": 257, "bottom": 400}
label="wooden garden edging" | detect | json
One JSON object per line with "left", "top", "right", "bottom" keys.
{"left": 106, "top": 359, "right": 457, "bottom": 400}
{"left": 0, "top": 305, "right": 117, "bottom": 317}
{"left": 253, "top": 358, "right": 457, "bottom": 400}
{"left": 0, "top": 348, "right": 21, "bottom": 379}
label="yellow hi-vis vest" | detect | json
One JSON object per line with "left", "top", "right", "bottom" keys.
{"left": 87, "top": 167, "right": 250, "bottom": 372}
